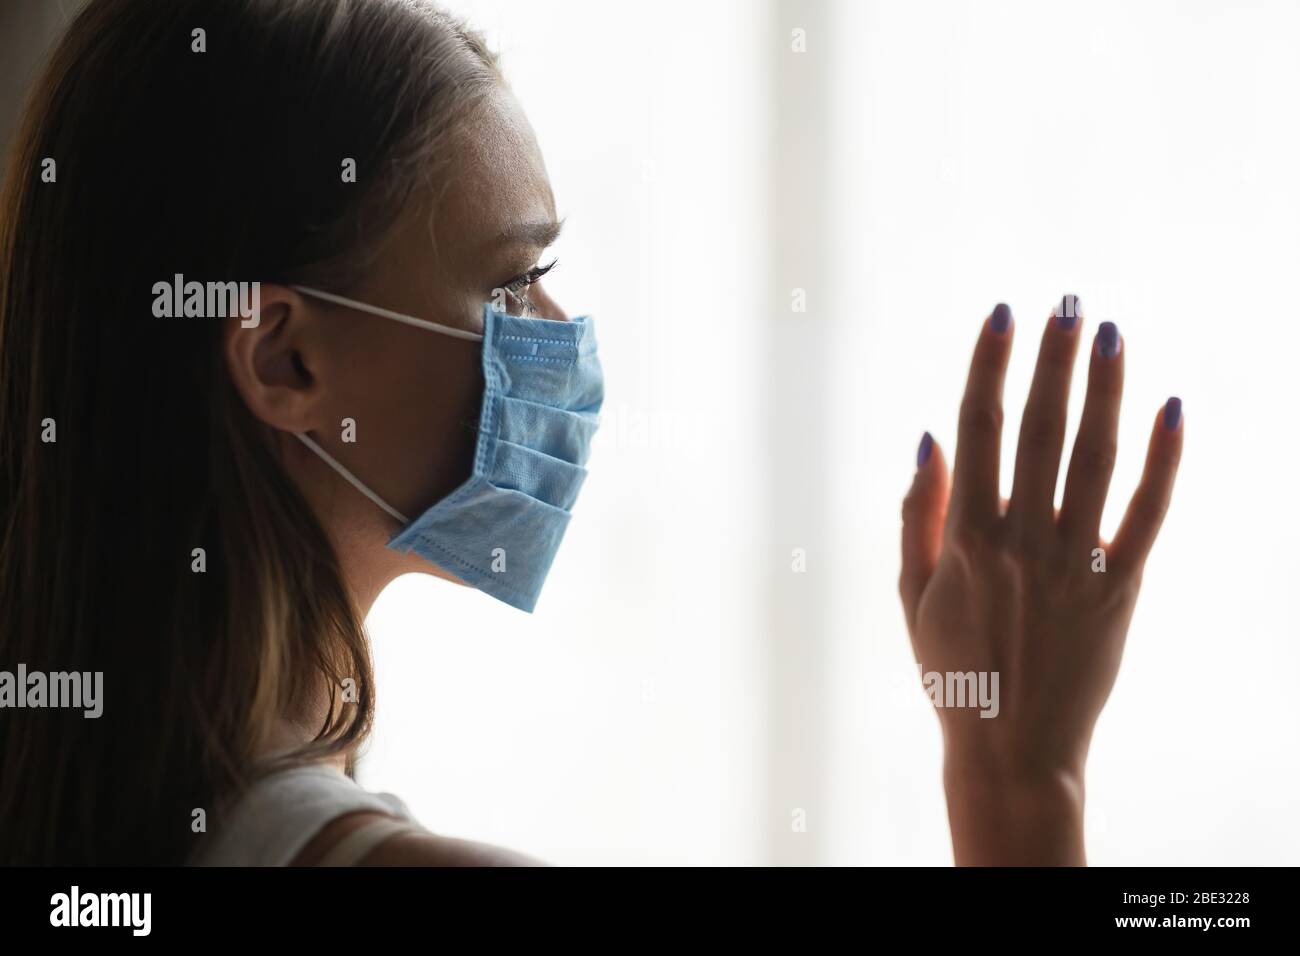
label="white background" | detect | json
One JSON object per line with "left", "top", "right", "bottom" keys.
{"left": 360, "top": 0, "right": 1300, "bottom": 865}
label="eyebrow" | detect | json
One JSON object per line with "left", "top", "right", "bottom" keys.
{"left": 496, "top": 218, "right": 565, "bottom": 249}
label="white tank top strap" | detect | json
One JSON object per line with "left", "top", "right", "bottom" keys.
{"left": 189, "top": 762, "right": 426, "bottom": 866}
{"left": 313, "top": 816, "right": 428, "bottom": 867}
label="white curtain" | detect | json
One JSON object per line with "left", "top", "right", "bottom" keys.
{"left": 368, "top": 0, "right": 1300, "bottom": 866}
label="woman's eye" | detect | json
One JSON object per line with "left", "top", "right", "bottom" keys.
{"left": 502, "top": 259, "right": 558, "bottom": 306}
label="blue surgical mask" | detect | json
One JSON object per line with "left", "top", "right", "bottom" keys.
{"left": 289, "top": 285, "right": 603, "bottom": 613}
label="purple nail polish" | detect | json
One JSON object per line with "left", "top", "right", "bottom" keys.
{"left": 1097, "top": 321, "right": 1120, "bottom": 358}
{"left": 1054, "top": 294, "right": 1080, "bottom": 330}
{"left": 917, "top": 431, "right": 933, "bottom": 468}
{"left": 1163, "top": 396, "right": 1182, "bottom": 430}
{"left": 990, "top": 303, "right": 1011, "bottom": 333}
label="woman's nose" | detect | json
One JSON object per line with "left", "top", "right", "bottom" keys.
{"left": 527, "top": 280, "right": 568, "bottom": 322}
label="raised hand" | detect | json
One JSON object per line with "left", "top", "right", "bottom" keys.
{"left": 899, "top": 298, "right": 1183, "bottom": 865}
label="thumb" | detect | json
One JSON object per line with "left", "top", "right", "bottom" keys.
{"left": 899, "top": 431, "right": 950, "bottom": 635}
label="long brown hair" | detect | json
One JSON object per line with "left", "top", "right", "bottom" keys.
{"left": 0, "top": 0, "right": 499, "bottom": 865}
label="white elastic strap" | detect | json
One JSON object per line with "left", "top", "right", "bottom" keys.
{"left": 293, "top": 432, "right": 410, "bottom": 525}
{"left": 290, "top": 284, "right": 485, "bottom": 342}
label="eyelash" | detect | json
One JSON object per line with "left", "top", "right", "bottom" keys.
{"left": 502, "top": 259, "right": 557, "bottom": 310}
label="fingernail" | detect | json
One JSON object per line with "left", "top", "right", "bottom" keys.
{"left": 917, "top": 431, "right": 933, "bottom": 468}
{"left": 1054, "top": 293, "right": 1081, "bottom": 330}
{"left": 990, "top": 303, "right": 1012, "bottom": 333}
{"left": 1096, "top": 321, "right": 1120, "bottom": 358}
{"left": 1162, "top": 396, "right": 1182, "bottom": 431}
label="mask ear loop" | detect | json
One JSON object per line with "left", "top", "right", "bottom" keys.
{"left": 293, "top": 432, "right": 411, "bottom": 525}
{"left": 289, "top": 285, "right": 485, "bottom": 342}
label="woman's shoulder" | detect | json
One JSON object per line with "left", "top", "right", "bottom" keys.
{"left": 188, "top": 761, "right": 411, "bottom": 866}
{"left": 294, "top": 811, "right": 549, "bottom": 867}
{"left": 190, "top": 761, "right": 544, "bottom": 867}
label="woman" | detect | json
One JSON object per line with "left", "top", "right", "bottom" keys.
{"left": 0, "top": 0, "right": 1179, "bottom": 866}
{"left": 0, "top": 0, "right": 570, "bottom": 866}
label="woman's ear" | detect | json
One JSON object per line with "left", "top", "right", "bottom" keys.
{"left": 223, "top": 283, "right": 329, "bottom": 433}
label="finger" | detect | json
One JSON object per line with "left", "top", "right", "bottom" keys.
{"left": 1007, "top": 296, "right": 1084, "bottom": 537}
{"left": 900, "top": 432, "right": 950, "bottom": 635}
{"left": 1110, "top": 397, "right": 1184, "bottom": 571}
{"left": 1058, "top": 320, "right": 1124, "bottom": 547}
{"left": 947, "top": 304, "right": 1013, "bottom": 530}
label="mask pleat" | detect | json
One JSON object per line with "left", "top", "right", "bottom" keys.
{"left": 498, "top": 396, "right": 599, "bottom": 465}
{"left": 493, "top": 316, "right": 604, "bottom": 414}
{"left": 489, "top": 439, "right": 587, "bottom": 511}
